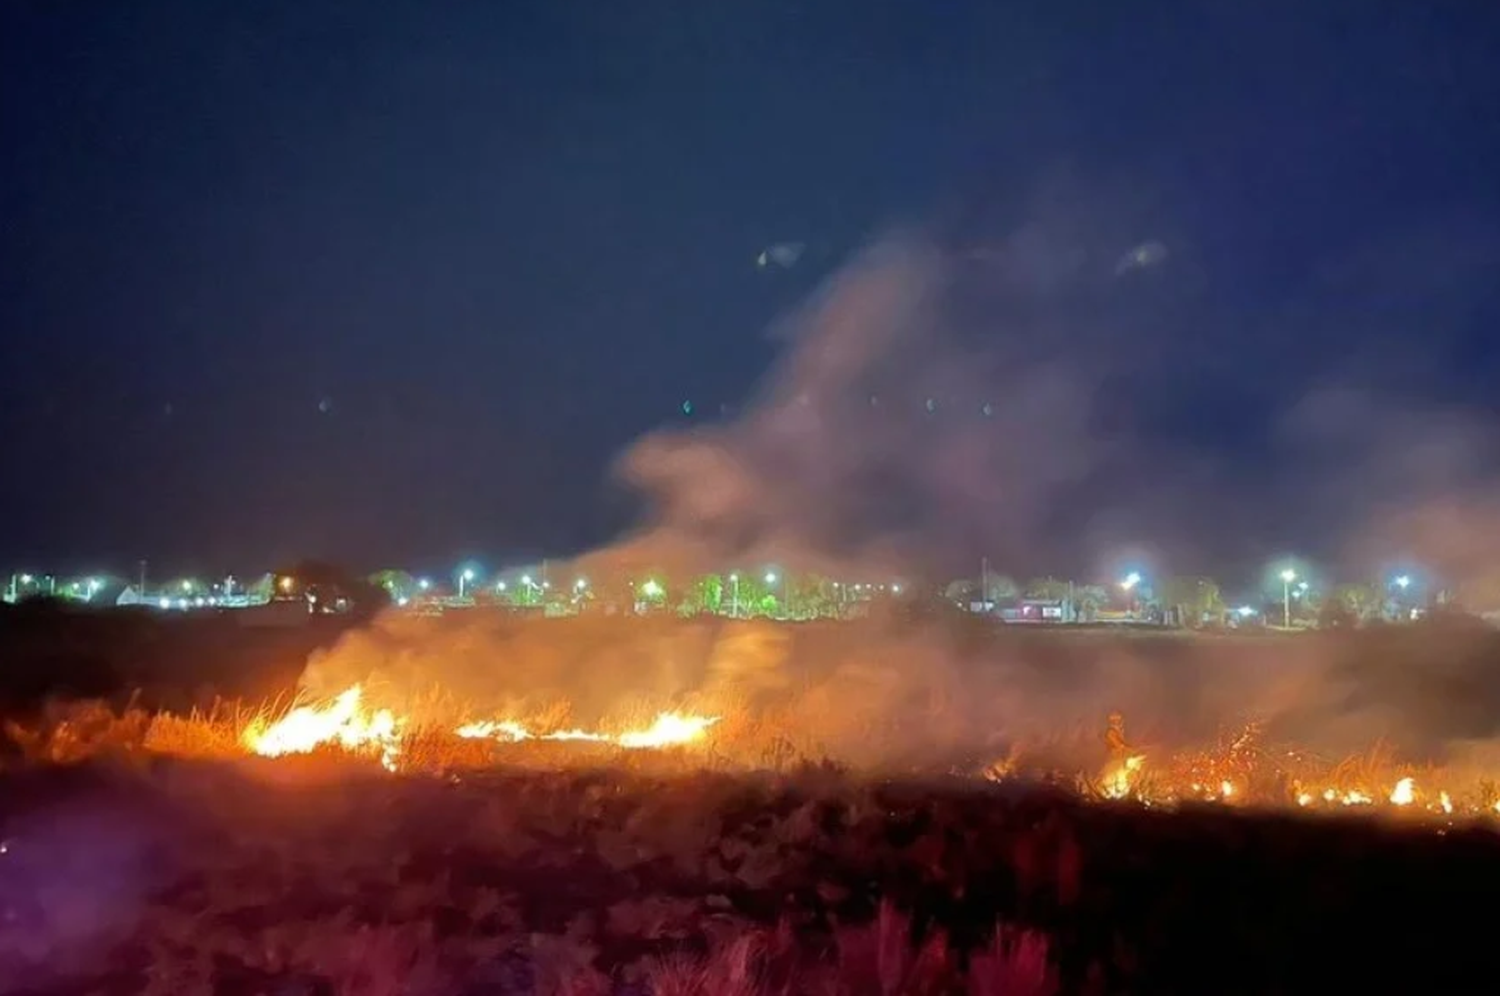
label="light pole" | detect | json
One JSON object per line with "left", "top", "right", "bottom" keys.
{"left": 1393, "top": 574, "right": 1411, "bottom": 621}
{"left": 764, "top": 572, "right": 779, "bottom": 618}
{"left": 459, "top": 568, "right": 475, "bottom": 599}
{"left": 1280, "top": 569, "right": 1296, "bottom": 629}
{"left": 639, "top": 578, "right": 663, "bottom": 614}
{"left": 729, "top": 573, "right": 740, "bottom": 618}
{"left": 1120, "top": 572, "right": 1142, "bottom": 618}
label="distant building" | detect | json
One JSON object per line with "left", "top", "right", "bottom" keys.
{"left": 1006, "top": 598, "right": 1073, "bottom": 623}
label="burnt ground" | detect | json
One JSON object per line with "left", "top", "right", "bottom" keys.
{"left": 1, "top": 756, "right": 1497, "bottom": 996}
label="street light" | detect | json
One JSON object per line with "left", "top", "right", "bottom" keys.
{"left": 764, "top": 572, "right": 780, "bottom": 617}
{"left": 1394, "top": 575, "right": 1411, "bottom": 591}
{"left": 459, "top": 567, "right": 475, "bottom": 599}
{"left": 418, "top": 578, "right": 431, "bottom": 591}
{"left": 1280, "top": 569, "right": 1296, "bottom": 629}
{"left": 729, "top": 573, "right": 740, "bottom": 617}
{"left": 1120, "top": 571, "right": 1143, "bottom": 618}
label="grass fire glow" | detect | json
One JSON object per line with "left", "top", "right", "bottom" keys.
{"left": 219, "top": 684, "right": 1500, "bottom": 824}
{"left": 240, "top": 684, "right": 720, "bottom": 770}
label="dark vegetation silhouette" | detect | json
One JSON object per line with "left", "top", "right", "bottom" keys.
{"left": 1, "top": 760, "right": 1498, "bottom": 994}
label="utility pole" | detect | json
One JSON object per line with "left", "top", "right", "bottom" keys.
{"left": 980, "top": 557, "right": 989, "bottom": 611}
{"left": 139, "top": 560, "right": 148, "bottom": 597}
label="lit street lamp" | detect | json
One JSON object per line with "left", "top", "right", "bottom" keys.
{"left": 1120, "top": 572, "right": 1143, "bottom": 618}
{"left": 459, "top": 567, "right": 475, "bottom": 599}
{"left": 764, "top": 572, "right": 779, "bottom": 617}
{"left": 1280, "top": 569, "right": 1296, "bottom": 629}
{"left": 729, "top": 573, "right": 740, "bottom": 617}
{"left": 1392, "top": 574, "right": 1412, "bottom": 622}
{"left": 638, "top": 579, "right": 663, "bottom": 613}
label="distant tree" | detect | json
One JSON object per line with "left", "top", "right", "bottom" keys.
{"left": 983, "top": 574, "right": 1020, "bottom": 601}
{"left": 788, "top": 573, "right": 837, "bottom": 618}
{"left": 1157, "top": 577, "right": 1225, "bottom": 627}
{"left": 636, "top": 576, "right": 669, "bottom": 611}
{"left": 1330, "top": 582, "right": 1381, "bottom": 622}
{"left": 1074, "top": 584, "right": 1110, "bottom": 621}
{"left": 368, "top": 569, "right": 417, "bottom": 601}
{"left": 679, "top": 574, "right": 723, "bottom": 616}
{"left": 276, "top": 560, "right": 389, "bottom": 618}
{"left": 945, "top": 575, "right": 1018, "bottom": 605}
{"left": 727, "top": 574, "right": 773, "bottom": 616}
{"left": 1024, "top": 577, "right": 1073, "bottom": 601}
{"left": 944, "top": 579, "right": 978, "bottom": 603}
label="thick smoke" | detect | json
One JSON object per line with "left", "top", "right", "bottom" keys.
{"left": 300, "top": 210, "right": 1500, "bottom": 771}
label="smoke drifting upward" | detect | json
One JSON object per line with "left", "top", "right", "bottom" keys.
{"left": 297, "top": 207, "right": 1500, "bottom": 771}
{"left": 588, "top": 232, "right": 1122, "bottom": 583}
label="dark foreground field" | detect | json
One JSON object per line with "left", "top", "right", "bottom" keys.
{"left": 2, "top": 758, "right": 1497, "bottom": 996}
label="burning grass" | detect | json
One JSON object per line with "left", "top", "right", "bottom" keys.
{"left": 7, "top": 688, "right": 1500, "bottom": 825}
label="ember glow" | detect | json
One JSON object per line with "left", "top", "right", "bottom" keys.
{"left": 243, "top": 684, "right": 720, "bottom": 770}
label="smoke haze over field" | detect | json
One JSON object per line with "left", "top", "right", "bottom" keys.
{"left": 578, "top": 210, "right": 1500, "bottom": 588}
{"left": 299, "top": 612, "right": 1500, "bottom": 771}
{"left": 298, "top": 201, "right": 1500, "bottom": 771}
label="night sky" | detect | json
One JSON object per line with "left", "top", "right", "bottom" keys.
{"left": 3, "top": 1, "right": 1499, "bottom": 581}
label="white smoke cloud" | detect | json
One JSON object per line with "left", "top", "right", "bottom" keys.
{"left": 298, "top": 192, "right": 1500, "bottom": 771}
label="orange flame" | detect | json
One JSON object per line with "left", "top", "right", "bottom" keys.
{"left": 244, "top": 684, "right": 720, "bottom": 770}
{"left": 242, "top": 685, "right": 404, "bottom": 771}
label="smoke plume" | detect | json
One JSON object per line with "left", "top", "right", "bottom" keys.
{"left": 300, "top": 202, "right": 1500, "bottom": 770}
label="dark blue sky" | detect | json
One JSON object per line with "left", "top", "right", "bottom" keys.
{"left": 2, "top": 1, "right": 1498, "bottom": 579}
